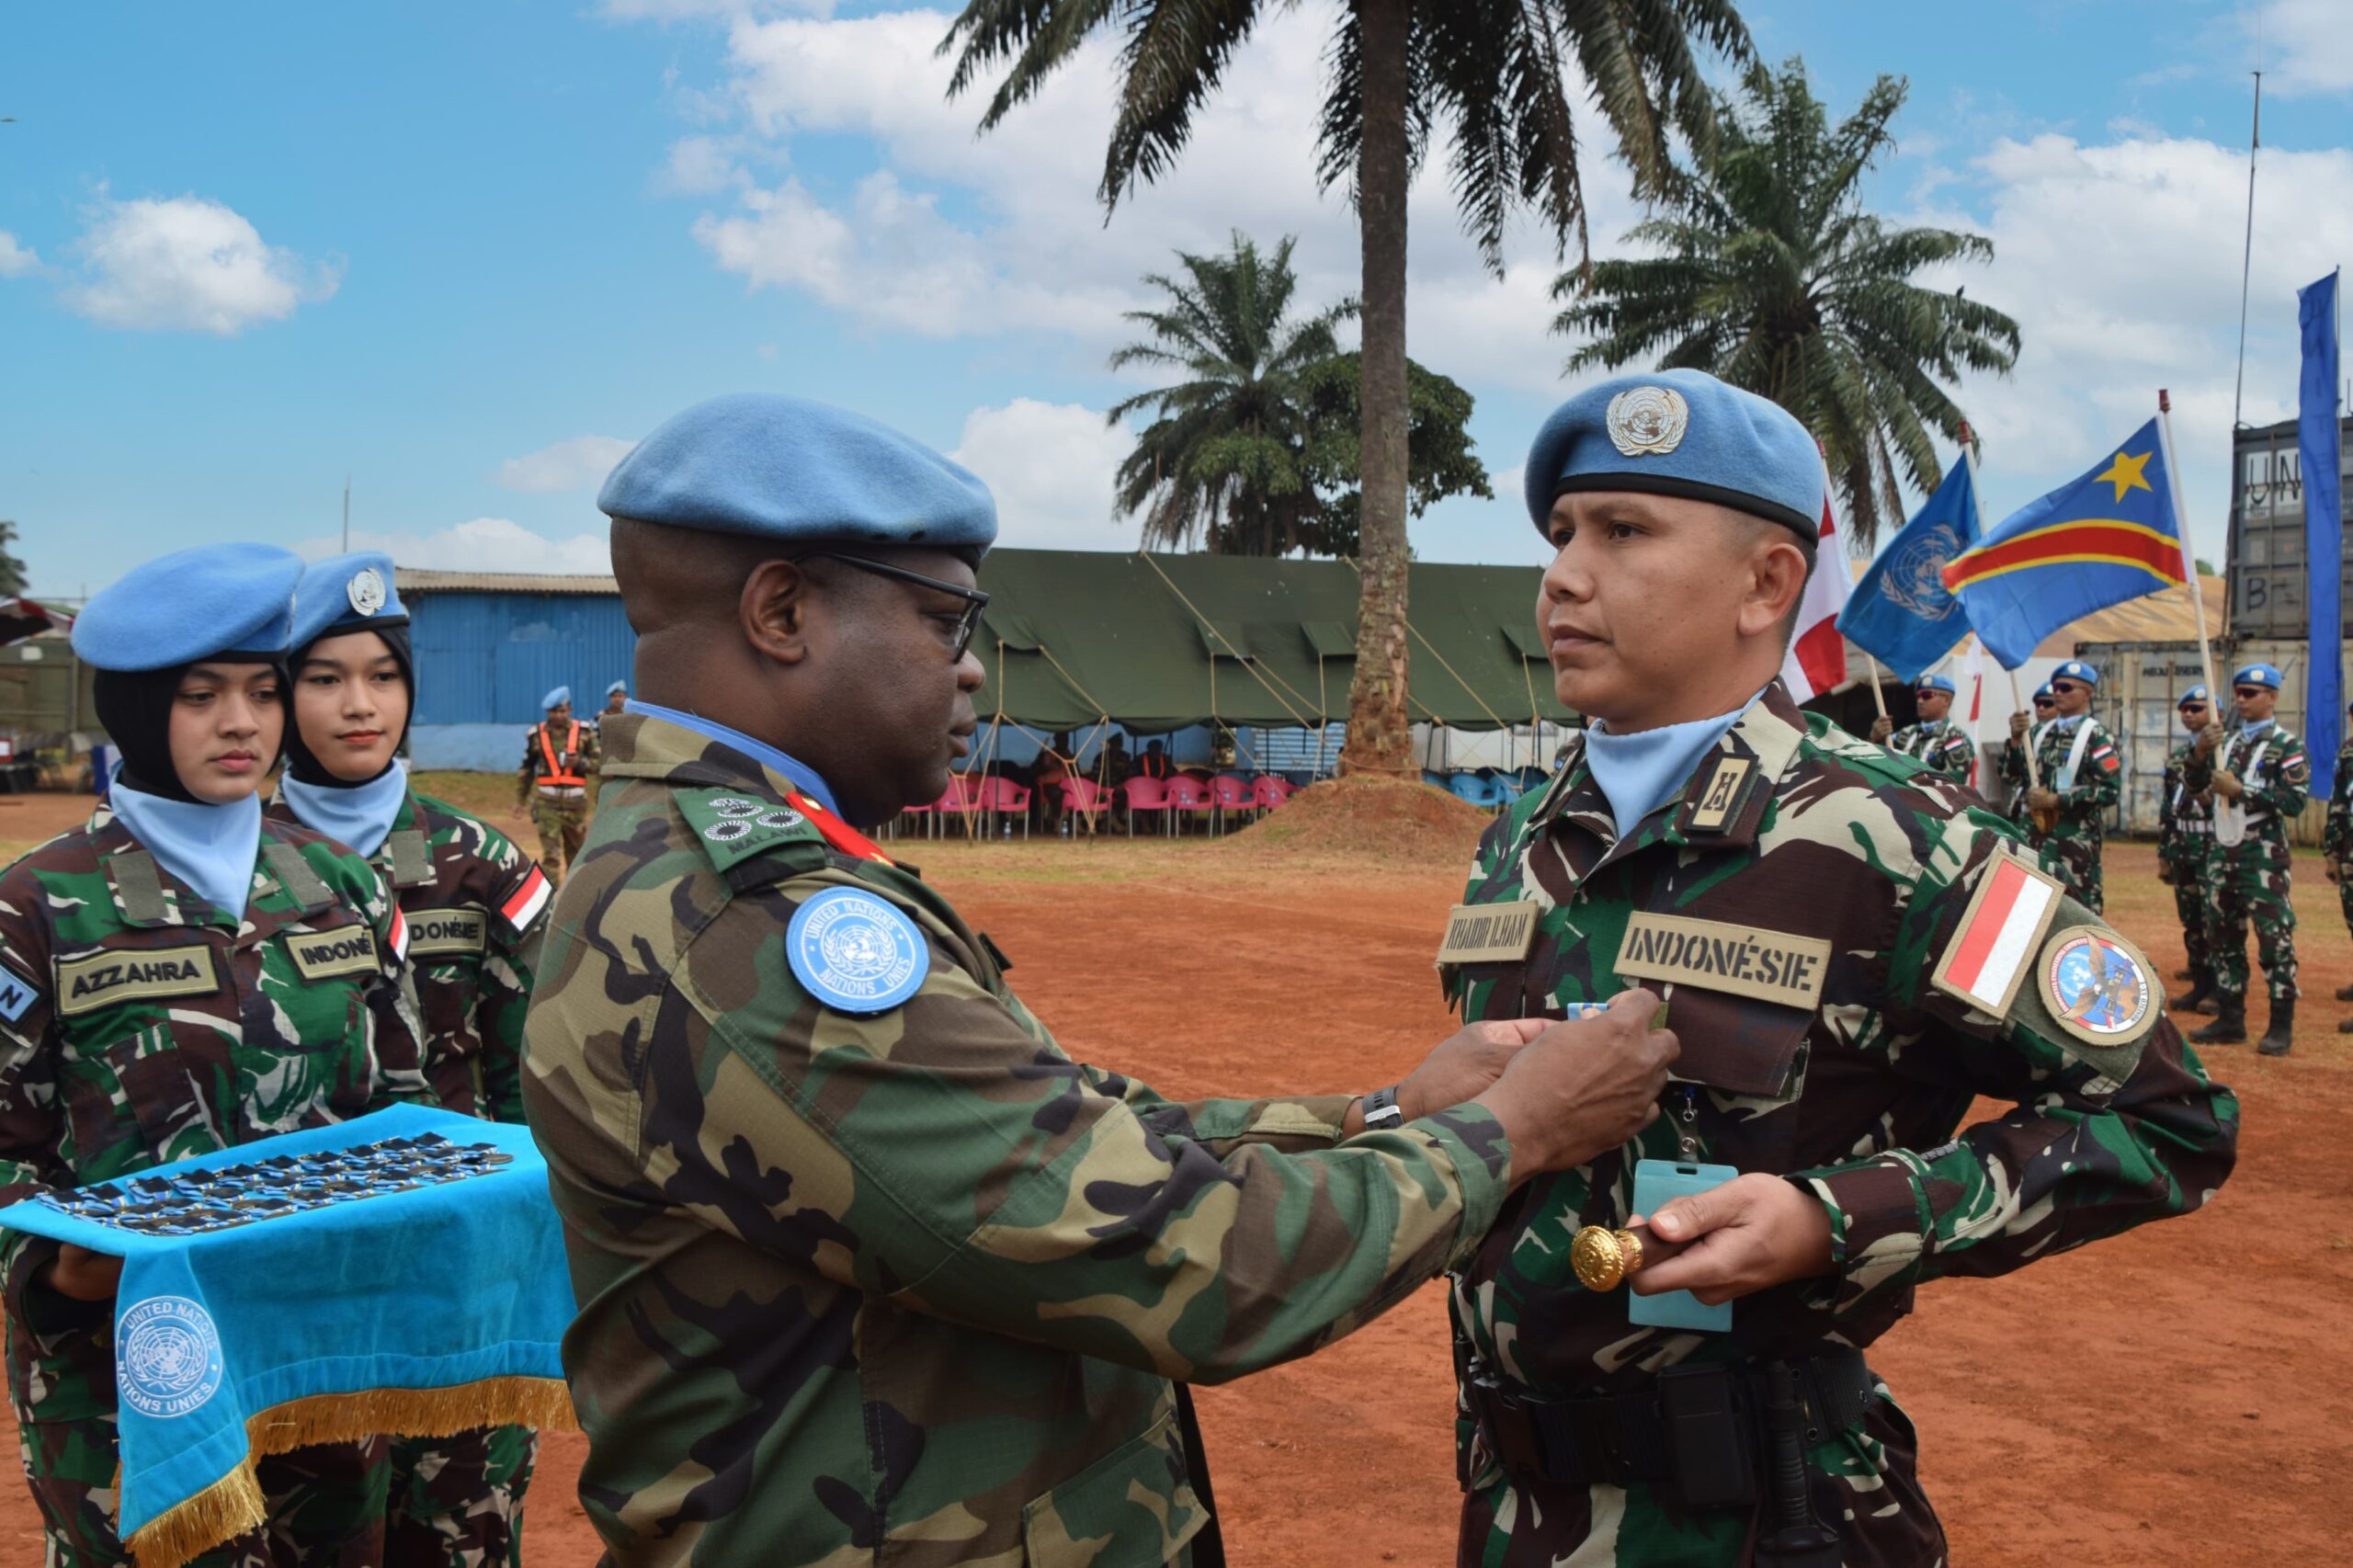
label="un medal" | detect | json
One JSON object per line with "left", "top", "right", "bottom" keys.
{"left": 1606, "top": 386, "right": 1689, "bottom": 456}
{"left": 347, "top": 567, "right": 388, "bottom": 617}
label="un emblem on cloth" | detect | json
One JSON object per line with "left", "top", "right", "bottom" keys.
{"left": 1605, "top": 386, "right": 1689, "bottom": 456}
{"left": 788, "top": 886, "right": 928, "bottom": 1014}
{"left": 346, "top": 567, "right": 388, "bottom": 617}
{"left": 117, "top": 1295, "right": 225, "bottom": 1419}
{"left": 1881, "top": 523, "right": 1961, "bottom": 618}
{"left": 2040, "top": 926, "right": 2155, "bottom": 1046}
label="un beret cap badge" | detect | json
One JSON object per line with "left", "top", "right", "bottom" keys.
{"left": 346, "top": 567, "right": 388, "bottom": 617}
{"left": 1605, "top": 386, "right": 1689, "bottom": 456}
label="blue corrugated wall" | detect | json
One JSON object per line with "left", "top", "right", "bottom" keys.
{"left": 408, "top": 591, "right": 637, "bottom": 726}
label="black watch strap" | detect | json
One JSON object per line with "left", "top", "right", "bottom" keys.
{"left": 1362, "top": 1085, "right": 1404, "bottom": 1131}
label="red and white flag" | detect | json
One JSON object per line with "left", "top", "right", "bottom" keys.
{"left": 1779, "top": 477, "right": 1851, "bottom": 703}
{"left": 502, "top": 866, "right": 552, "bottom": 935}
{"left": 1956, "top": 635, "right": 1991, "bottom": 788}
{"left": 1930, "top": 852, "right": 2063, "bottom": 1017}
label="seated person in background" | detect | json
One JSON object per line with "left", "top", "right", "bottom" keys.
{"left": 1139, "top": 739, "right": 1174, "bottom": 781}
{"left": 1035, "top": 733, "right": 1072, "bottom": 834}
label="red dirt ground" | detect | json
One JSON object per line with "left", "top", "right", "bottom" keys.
{"left": 2, "top": 792, "right": 2347, "bottom": 1565}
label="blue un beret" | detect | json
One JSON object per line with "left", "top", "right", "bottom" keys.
{"left": 598, "top": 393, "right": 998, "bottom": 554}
{"left": 73, "top": 542, "right": 303, "bottom": 673}
{"left": 1524, "top": 369, "right": 1825, "bottom": 542}
{"left": 2178, "top": 685, "right": 2211, "bottom": 708}
{"left": 606, "top": 679, "right": 628, "bottom": 698}
{"left": 1915, "top": 674, "right": 1956, "bottom": 697}
{"left": 2053, "top": 660, "right": 2099, "bottom": 687}
{"left": 2232, "top": 663, "right": 2282, "bottom": 690}
{"left": 289, "top": 551, "right": 405, "bottom": 654}
{"left": 2034, "top": 682, "right": 2056, "bottom": 701}
{"left": 543, "top": 686, "right": 572, "bottom": 711}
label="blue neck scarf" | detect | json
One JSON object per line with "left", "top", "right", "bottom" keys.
{"left": 1584, "top": 689, "right": 1764, "bottom": 835}
{"left": 625, "top": 700, "right": 843, "bottom": 816}
{"left": 2052, "top": 711, "right": 2086, "bottom": 731}
{"left": 2242, "top": 717, "right": 2277, "bottom": 738}
{"left": 108, "top": 780, "right": 264, "bottom": 922}
{"left": 278, "top": 760, "right": 411, "bottom": 858}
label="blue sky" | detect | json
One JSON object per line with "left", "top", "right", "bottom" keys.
{"left": 3, "top": 1, "right": 2347, "bottom": 600}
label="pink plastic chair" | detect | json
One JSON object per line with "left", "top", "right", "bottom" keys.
{"left": 1059, "top": 777, "right": 1112, "bottom": 835}
{"left": 931, "top": 774, "right": 985, "bottom": 838}
{"left": 891, "top": 797, "right": 933, "bottom": 840}
{"left": 1209, "top": 774, "right": 1253, "bottom": 832}
{"left": 1120, "top": 776, "right": 1170, "bottom": 836}
{"left": 1249, "top": 775, "right": 1290, "bottom": 813}
{"left": 1163, "top": 775, "right": 1214, "bottom": 835}
{"left": 979, "top": 776, "right": 1031, "bottom": 839}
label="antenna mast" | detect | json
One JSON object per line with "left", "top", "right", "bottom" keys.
{"left": 2230, "top": 15, "right": 2264, "bottom": 430}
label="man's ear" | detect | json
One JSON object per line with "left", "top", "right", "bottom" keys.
{"left": 1739, "top": 536, "right": 1812, "bottom": 642}
{"left": 741, "top": 558, "right": 814, "bottom": 665}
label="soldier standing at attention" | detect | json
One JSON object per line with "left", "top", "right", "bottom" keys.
{"left": 597, "top": 680, "right": 627, "bottom": 727}
{"left": 2186, "top": 663, "right": 2309, "bottom": 1055}
{"left": 2010, "top": 660, "right": 2121, "bottom": 911}
{"left": 2161, "top": 686, "right": 2221, "bottom": 1016}
{"left": 1869, "top": 673, "right": 1974, "bottom": 782}
{"left": 1445, "top": 369, "right": 2235, "bottom": 1566}
{"left": 0, "top": 544, "right": 429, "bottom": 1564}
{"left": 2323, "top": 697, "right": 2353, "bottom": 1033}
{"left": 515, "top": 686, "right": 597, "bottom": 887}
{"left": 520, "top": 392, "right": 1681, "bottom": 1567}
{"left": 268, "top": 551, "right": 551, "bottom": 1563}
{"left": 1997, "top": 681, "right": 2057, "bottom": 824}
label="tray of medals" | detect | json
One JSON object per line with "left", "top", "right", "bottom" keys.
{"left": 35, "top": 1132, "right": 517, "bottom": 1238}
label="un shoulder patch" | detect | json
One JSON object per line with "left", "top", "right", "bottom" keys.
{"left": 676, "top": 790, "right": 824, "bottom": 870}
{"left": 788, "top": 886, "right": 929, "bottom": 1015}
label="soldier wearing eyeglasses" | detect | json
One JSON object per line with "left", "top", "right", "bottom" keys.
{"left": 2160, "top": 687, "right": 2222, "bottom": 1017}
{"left": 2184, "top": 663, "right": 2309, "bottom": 1055}
{"left": 1996, "top": 680, "right": 2059, "bottom": 825}
{"left": 2003, "top": 661, "right": 2120, "bottom": 912}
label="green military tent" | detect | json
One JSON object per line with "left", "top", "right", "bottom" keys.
{"left": 972, "top": 551, "right": 1571, "bottom": 735}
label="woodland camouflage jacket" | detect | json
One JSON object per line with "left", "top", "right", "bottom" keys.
{"left": 2326, "top": 741, "right": 2353, "bottom": 858}
{"left": 1881, "top": 720, "right": 1973, "bottom": 782}
{"left": 521, "top": 713, "right": 1515, "bottom": 1567}
{"left": 2159, "top": 740, "right": 2214, "bottom": 867}
{"left": 267, "top": 789, "right": 544, "bottom": 1120}
{"left": 0, "top": 807, "right": 427, "bottom": 1422}
{"left": 1998, "top": 715, "right": 2122, "bottom": 837}
{"left": 1443, "top": 682, "right": 2236, "bottom": 1565}
{"left": 2184, "top": 722, "right": 2312, "bottom": 851}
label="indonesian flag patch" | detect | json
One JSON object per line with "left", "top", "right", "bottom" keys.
{"left": 1931, "top": 848, "right": 2066, "bottom": 1020}
{"left": 388, "top": 906, "right": 410, "bottom": 966}
{"left": 501, "top": 867, "right": 551, "bottom": 935}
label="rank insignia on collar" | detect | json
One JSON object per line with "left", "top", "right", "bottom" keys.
{"left": 2040, "top": 925, "right": 2156, "bottom": 1047}
{"left": 1684, "top": 756, "right": 1756, "bottom": 835}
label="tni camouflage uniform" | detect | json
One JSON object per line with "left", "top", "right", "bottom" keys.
{"left": 0, "top": 808, "right": 428, "bottom": 1566}
{"left": 2159, "top": 740, "right": 2217, "bottom": 991}
{"left": 1882, "top": 718, "right": 1974, "bottom": 785}
{"left": 2188, "top": 724, "right": 2310, "bottom": 1006}
{"left": 517, "top": 721, "right": 598, "bottom": 887}
{"left": 1443, "top": 683, "right": 2235, "bottom": 1566}
{"left": 1999, "top": 714, "right": 2120, "bottom": 911}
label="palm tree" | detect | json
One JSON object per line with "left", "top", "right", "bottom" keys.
{"left": 1552, "top": 58, "right": 2021, "bottom": 549}
{"left": 1108, "top": 233, "right": 1350, "bottom": 555}
{"left": 941, "top": 0, "right": 1752, "bottom": 776}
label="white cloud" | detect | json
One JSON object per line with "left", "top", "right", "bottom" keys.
{"left": 654, "top": 134, "right": 748, "bottom": 195}
{"left": 62, "top": 194, "right": 338, "bottom": 335}
{"left": 601, "top": 0, "right": 835, "bottom": 20}
{"left": 0, "top": 231, "right": 36, "bottom": 278}
{"left": 494, "top": 434, "right": 638, "bottom": 493}
{"left": 2248, "top": 0, "right": 2353, "bottom": 97}
{"left": 947, "top": 400, "right": 1134, "bottom": 551}
{"left": 296, "top": 517, "right": 613, "bottom": 575}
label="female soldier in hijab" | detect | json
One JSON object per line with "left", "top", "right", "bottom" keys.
{"left": 268, "top": 551, "right": 548, "bottom": 1563}
{"left": 0, "top": 541, "right": 429, "bottom": 1563}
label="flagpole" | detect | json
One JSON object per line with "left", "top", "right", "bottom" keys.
{"left": 1960, "top": 425, "right": 2039, "bottom": 793}
{"left": 2155, "top": 389, "right": 2220, "bottom": 702}
{"left": 1865, "top": 653, "right": 1889, "bottom": 722}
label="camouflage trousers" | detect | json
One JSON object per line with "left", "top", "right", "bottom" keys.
{"left": 2341, "top": 870, "right": 2353, "bottom": 940}
{"left": 17, "top": 1410, "right": 388, "bottom": 1566}
{"left": 2208, "top": 835, "right": 2298, "bottom": 1004}
{"left": 2165, "top": 836, "right": 2214, "bottom": 983}
{"left": 386, "top": 1425, "right": 537, "bottom": 1567}
{"left": 529, "top": 794, "right": 588, "bottom": 887}
{"left": 2031, "top": 823, "right": 2104, "bottom": 914}
{"left": 1457, "top": 1380, "right": 1945, "bottom": 1567}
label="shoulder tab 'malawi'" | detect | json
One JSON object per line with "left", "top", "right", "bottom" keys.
{"left": 674, "top": 789, "right": 827, "bottom": 873}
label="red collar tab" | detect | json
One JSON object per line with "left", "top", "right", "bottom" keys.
{"left": 784, "top": 789, "right": 894, "bottom": 866}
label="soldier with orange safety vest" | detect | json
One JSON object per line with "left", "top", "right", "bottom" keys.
{"left": 516, "top": 686, "right": 599, "bottom": 887}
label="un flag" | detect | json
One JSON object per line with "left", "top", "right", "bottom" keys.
{"left": 1838, "top": 454, "right": 1979, "bottom": 681}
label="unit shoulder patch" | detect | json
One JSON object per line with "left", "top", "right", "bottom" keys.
{"left": 787, "top": 885, "right": 930, "bottom": 1015}
{"left": 676, "top": 789, "right": 824, "bottom": 871}
{"left": 0, "top": 960, "right": 40, "bottom": 1025}
{"left": 2037, "top": 925, "right": 2158, "bottom": 1049}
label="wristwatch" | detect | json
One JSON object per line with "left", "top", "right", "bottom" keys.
{"left": 1362, "top": 1085, "right": 1404, "bottom": 1131}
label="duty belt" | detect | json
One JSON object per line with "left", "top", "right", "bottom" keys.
{"left": 1461, "top": 1346, "right": 1874, "bottom": 1510}
{"left": 2174, "top": 820, "right": 2213, "bottom": 835}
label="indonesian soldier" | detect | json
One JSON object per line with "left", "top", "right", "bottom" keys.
{"left": 1443, "top": 369, "right": 2236, "bottom": 1566}
{"left": 516, "top": 685, "right": 597, "bottom": 888}
{"left": 2186, "top": 662, "right": 2309, "bottom": 1055}
{"left": 2005, "top": 660, "right": 2120, "bottom": 911}
{"left": 519, "top": 392, "right": 1681, "bottom": 1566}
{"left": 2324, "top": 697, "right": 2353, "bottom": 1033}
{"left": 1868, "top": 673, "right": 1974, "bottom": 783}
{"left": 1995, "top": 680, "right": 2057, "bottom": 824}
{"left": 0, "top": 543, "right": 429, "bottom": 1564}
{"left": 268, "top": 551, "right": 551, "bottom": 1563}
{"left": 2160, "top": 686, "right": 2221, "bottom": 1016}
{"left": 597, "top": 679, "right": 627, "bottom": 727}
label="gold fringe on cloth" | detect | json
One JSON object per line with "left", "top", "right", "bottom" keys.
{"left": 126, "top": 1376, "right": 578, "bottom": 1568}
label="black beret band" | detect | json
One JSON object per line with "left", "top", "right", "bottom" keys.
{"left": 1550, "top": 472, "right": 1820, "bottom": 544}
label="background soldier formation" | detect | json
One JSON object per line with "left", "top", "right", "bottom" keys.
{"left": 1870, "top": 672, "right": 1974, "bottom": 782}
{"left": 2326, "top": 697, "right": 2353, "bottom": 1034}
{"left": 1997, "top": 659, "right": 2120, "bottom": 911}
{"left": 2161, "top": 687, "right": 2222, "bottom": 1017}
{"left": 2181, "top": 663, "right": 2309, "bottom": 1055}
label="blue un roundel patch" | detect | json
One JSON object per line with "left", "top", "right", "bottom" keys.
{"left": 788, "top": 887, "right": 930, "bottom": 1014}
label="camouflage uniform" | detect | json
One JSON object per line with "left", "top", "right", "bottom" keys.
{"left": 268, "top": 788, "right": 547, "bottom": 1565}
{"left": 2186, "top": 723, "right": 2310, "bottom": 1006}
{"left": 522, "top": 712, "right": 1515, "bottom": 1566}
{"left": 0, "top": 807, "right": 430, "bottom": 1566}
{"left": 1443, "top": 682, "right": 2236, "bottom": 1566}
{"left": 2159, "top": 740, "right": 2217, "bottom": 991}
{"left": 1881, "top": 719, "right": 1974, "bottom": 784}
{"left": 2013, "top": 714, "right": 2121, "bottom": 912}
{"left": 2328, "top": 741, "right": 2353, "bottom": 1020}
{"left": 517, "top": 722, "right": 598, "bottom": 888}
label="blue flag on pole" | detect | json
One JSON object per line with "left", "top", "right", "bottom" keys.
{"left": 1838, "top": 454, "right": 1980, "bottom": 679}
{"left": 2299, "top": 270, "right": 2343, "bottom": 800}
{"left": 1940, "top": 417, "right": 2191, "bottom": 668}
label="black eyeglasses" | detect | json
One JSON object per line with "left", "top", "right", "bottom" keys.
{"left": 2033, "top": 699, "right": 2056, "bottom": 709}
{"left": 794, "top": 551, "right": 990, "bottom": 662}
{"left": 2234, "top": 687, "right": 2265, "bottom": 699}
{"left": 2051, "top": 680, "right": 2084, "bottom": 694}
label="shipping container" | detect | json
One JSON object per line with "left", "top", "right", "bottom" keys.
{"left": 2227, "top": 415, "right": 2352, "bottom": 639}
